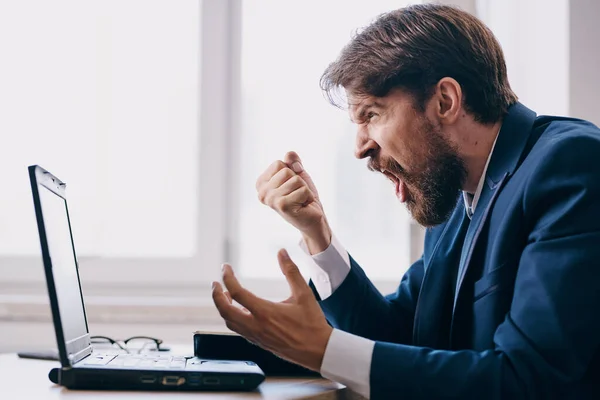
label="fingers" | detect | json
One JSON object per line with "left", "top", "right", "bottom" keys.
{"left": 221, "top": 288, "right": 250, "bottom": 312}
{"left": 211, "top": 281, "right": 253, "bottom": 325}
{"left": 277, "top": 249, "right": 310, "bottom": 299}
{"left": 224, "top": 290, "right": 232, "bottom": 304}
{"left": 283, "top": 152, "right": 319, "bottom": 198}
{"left": 259, "top": 168, "right": 298, "bottom": 206}
{"left": 267, "top": 176, "right": 311, "bottom": 210}
{"left": 257, "top": 165, "right": 295, "bottom": 205}
{"left": 221, "top": 264, "right": 268, "bottom": 314}
{"left": 283, "top": 151, "right": 303, "bottom": 173}
{"left": 281, "top": 186, "right": 315, "bottom": 210}
{"left": 256, "top": 154, "right": 320, "bottom": 207}
{"left": 257, "top": 166, "right": 316, "bottom": 210}
{"left": 276, "top": 175, "right": 306, "bottom": 197}
{"left": 224, "top": 290, "right": 250, "bottom": 313}
{"left": 256, "top": 160, "right": 287, "bottom": 193}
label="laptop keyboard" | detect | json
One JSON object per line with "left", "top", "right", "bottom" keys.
{"left": 81, "top": 354, "right": 188, "bottom": 369}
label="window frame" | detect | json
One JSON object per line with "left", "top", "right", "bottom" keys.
{"left": 0, "top": 0, "right": 231, "bottom": 322}
{"left": 0, "top": 0, "right": 434, "bottom": 325}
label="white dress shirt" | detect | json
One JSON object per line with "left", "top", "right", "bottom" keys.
{"left": 462, "top": 135, "right": 499, "bottom": 219}
{"left": 301, "top": 137, "right": 499, "bottom": 399}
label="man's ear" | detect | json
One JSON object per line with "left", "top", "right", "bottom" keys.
{"left": 434, "top": 77, "right": 463, "bottom": 125}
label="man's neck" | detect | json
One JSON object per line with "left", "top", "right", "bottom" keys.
{"left": 458, "top": 119, "right": 502, "bottom": 194}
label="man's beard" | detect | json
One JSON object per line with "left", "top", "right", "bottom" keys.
{"left": 370, "top": 117, "right": 467, "bottom": 227}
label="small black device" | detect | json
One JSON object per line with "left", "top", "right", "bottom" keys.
{"left": 28, "top": 165, "right": 265, "bottom": 391}
{"left": 194, "top": 331, "right": 319, "bottom": 377}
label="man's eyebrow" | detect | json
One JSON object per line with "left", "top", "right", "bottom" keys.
{"left": 350, "top": 101, "right": 384, "bottom": 122}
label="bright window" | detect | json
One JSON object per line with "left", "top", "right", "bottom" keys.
{"left": 236, "top": 0, "right": 419, "bottom": 281}
{"left": 0, "top": 1, "right": 201, "bottom": 282}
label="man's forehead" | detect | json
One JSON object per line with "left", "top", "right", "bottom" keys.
{"left": 346, "top": 93, "right": 381, "bottom": 111}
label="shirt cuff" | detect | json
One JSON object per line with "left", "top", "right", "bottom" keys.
{"left": 320, "top": 329, "right": 374, "bottom": 399}
{"left": 299, "top": 234, "right": 351, "bottom": 299}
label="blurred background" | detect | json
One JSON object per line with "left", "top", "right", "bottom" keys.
{"left": 0, "top": 0, "right": 597, "bottom": 353}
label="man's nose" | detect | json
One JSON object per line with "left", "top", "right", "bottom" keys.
{"left": 354, "top": 129, "right": 378, "bottom": 159}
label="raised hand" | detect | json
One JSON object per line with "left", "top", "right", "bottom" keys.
{"left": 212, "top": 249, "right": 333, "bottom": 371}
{"left": 256, "top": 151, "right": 332, "bottom": 254}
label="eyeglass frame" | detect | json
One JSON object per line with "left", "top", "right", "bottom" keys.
{"left": 90, "top": 335, "right": 169, "bottom": 354}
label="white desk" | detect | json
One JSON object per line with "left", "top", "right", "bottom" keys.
{"left": 0, "top": 353, "right": 363, "bottom": 399}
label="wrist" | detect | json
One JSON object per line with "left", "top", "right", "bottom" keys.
{"left": 302, "top": 223, "right": 332, "bottom": 255}
{"left": 301, "top": 325, "right": 334, "bottom": 372}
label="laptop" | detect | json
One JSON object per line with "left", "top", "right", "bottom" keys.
{"left": 28, "top": 165, "right": 265, "bottom": 391}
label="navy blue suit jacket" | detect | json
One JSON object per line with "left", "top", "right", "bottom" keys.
{"left": 316, "top": 103, "right": 600, "bottom": 399}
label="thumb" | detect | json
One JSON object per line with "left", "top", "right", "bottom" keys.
{"left": 283, "top": 151, "right": 319, "bottom": 199}
{"left": 277, "top": 249, "right": 309, "bottom": 298}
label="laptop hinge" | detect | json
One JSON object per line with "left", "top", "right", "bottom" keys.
{"left": 69, "top": 345, "right": 93, "bottom": 365}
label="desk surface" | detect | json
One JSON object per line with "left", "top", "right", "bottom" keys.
{"left": 0, "top": 353, "right": 361, "bottom": 399}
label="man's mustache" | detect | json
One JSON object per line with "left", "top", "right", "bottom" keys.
{"left": 367, "top": 156, "right": 405, "bottom": 177}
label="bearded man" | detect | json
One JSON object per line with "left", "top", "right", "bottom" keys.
{"left": 212, "top": 4, "right": 600, "bottom": 399}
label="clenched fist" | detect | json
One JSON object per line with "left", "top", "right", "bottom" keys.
{"left": 256, "top": 151, "right": 332, "bottom": 254}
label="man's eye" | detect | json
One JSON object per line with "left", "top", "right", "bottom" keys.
{"left": 366, "top": 112, "right": 377, "bottom": 121}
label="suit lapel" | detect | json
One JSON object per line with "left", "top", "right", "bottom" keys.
{"left": 413, "top": 208, "right": 470, "bottom": 348}
{"left": 452, "top": 103, "right": 538, "bottom": 313}
{"left": 453, "top": 172, "right": 508, "bottom": 310}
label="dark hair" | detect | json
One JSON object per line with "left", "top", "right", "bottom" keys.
{"left": 320, "top": 4, "right": 518, "bottom": 124}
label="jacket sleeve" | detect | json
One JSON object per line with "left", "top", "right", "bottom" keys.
{"left": 311, "top": 255, "right": 424, "bottom": 345}
{"left": 369, "top": 132, "right": 600, "bottom": 399}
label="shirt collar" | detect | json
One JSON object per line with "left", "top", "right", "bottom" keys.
{"left": 463, "top": 130, "right": 500, "bottom": 219}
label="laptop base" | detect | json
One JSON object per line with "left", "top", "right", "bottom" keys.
{"left": 58, "top": 367, "right": 262, "bottom": 391}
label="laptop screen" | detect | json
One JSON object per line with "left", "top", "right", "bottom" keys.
{"left": 37, "top": 179, "right": 89, "bottom": 356}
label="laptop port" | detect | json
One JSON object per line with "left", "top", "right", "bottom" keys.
{"left": 187, "top": 375, "right": 202, "bottom": 386}
{"left": 139, "top": 375, "right": 157, "bottom": 384}
{"left": 162, "top": 376, "right": 186, "bottom": 386}
{"left": 203, "top": 377, "right": 220, "bottom": 385}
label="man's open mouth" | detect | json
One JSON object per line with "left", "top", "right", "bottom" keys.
{"left": 381, "top": 169, "right": 407, "bottom": 203}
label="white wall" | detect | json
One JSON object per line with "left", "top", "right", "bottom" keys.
{"left": 477, "top": 0, "right": 600, "bottom": 125}
{"left": 476, "top": 0, "right": 570, "bottom": 117}
{"left": 569, "top": 0, "right": 600, "bottom": 126}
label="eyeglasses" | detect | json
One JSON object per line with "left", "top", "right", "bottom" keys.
{"left": 90, "top": 335, "right": 170, "bottom": 354}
